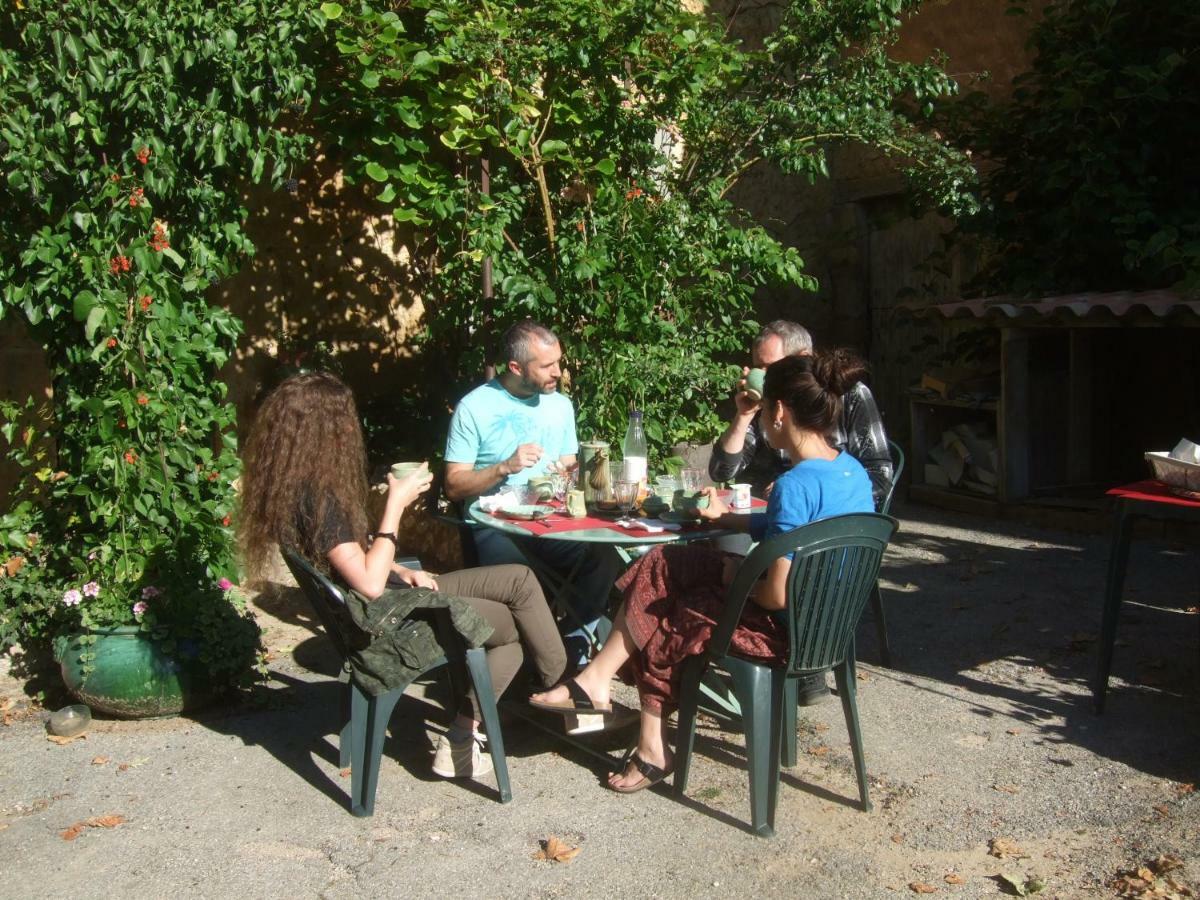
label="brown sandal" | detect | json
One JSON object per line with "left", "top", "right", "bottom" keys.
{"left": 608, "top": 752, "right": 672, "bottom": 794}
{"left": 529, "top": 679, "right": 617, "bottom": 717}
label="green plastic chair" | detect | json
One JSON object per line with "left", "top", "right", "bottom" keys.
{"left": 673, "top": 513, "right": 898, "bottom": 837}
{"left": 283, "top": 550, "right": 512, "bottom": 815}
{"left": 869, "top": 439, "right": 905, "bottom": 667}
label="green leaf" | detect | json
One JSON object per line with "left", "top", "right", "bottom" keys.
{"left": 72, "top": 290, "right": 98, "bottom": 321}
{"left": 361, "top": 70, "right": 380, "bottom": 89}
{"left": 595, "top": 159, "right": 616, "bottom": 176}
{"left": 161, "top": 247, "right": 186, "bottom": 269}
{"left": 84, "top": 306, "right": 105, "bottom": 342}
{"left": 319, "top": 2, "right": 344, "bottom": 20}
{"left": 540, "top": 139, "right": 569, "bottom": 158}
{"left": 377, "top": 184, "right": 396, "bottom": 203}
{"left": 451, "top": 104, "right": 474, "bottom": 120}
{"left": 364, "top": 162, "right": 389, "bottom": 182}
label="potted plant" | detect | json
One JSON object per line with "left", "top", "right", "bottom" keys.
{"left": 0, "top": 3, "right": 321, "bottom": 714}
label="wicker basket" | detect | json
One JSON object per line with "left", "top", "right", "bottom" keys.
{"left": 1144, "top": 451, "right": 1200, "bottom": 499}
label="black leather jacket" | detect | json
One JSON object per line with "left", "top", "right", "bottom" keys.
{"left": 708, "top": 381, "right": 894, "bottom": 509}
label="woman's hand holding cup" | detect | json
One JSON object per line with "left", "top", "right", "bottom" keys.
{"left": 697, "top": 486, "right": 728, "bottom": 520}
{"left": 387, "top": 461, "right": 433, "bottom": 509}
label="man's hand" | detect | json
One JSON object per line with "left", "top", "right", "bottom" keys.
{"left": 393, "top": 565, "right": 438, "bottom": 591}
{"left": 505, "top": 442, "right": 543, "bottom": 475}
{"left": 732, "top": 366, "right": 761, "bottom": 417}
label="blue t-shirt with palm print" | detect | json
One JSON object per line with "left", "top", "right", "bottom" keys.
{"left": 445, "top": 379, "right": 578, "bottom": 497}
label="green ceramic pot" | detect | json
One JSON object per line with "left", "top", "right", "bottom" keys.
{"left": 58, "top": 627, "right": 222, "bottom": 718}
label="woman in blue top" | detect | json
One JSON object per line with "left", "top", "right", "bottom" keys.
{"left": 531, "top": 351, "right": 874, "bottom": 792}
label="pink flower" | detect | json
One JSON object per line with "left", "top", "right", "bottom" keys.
{"left": 141, "top": 586, "right": 161, "bottom": 600}
{"left": 82, "top": 581, "right": 100, "bottom": 598}
{"left": 62, "top": 589, "right": 83, "bottom": 607}
{"left": 87, "top": 552, "right": 97, "bottom": 561}
{"left": 132, "top": 601, "right": 148, "bottom": 616}
{"left": 218, "top": 578, "right": 235, "bottom": 592}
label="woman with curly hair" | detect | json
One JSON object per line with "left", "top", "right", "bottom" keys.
{"left": 240, "top": 371, "right": 566, "bottom": 780}
{"left": 531, "top": 351, "right": 875, "bottom": 792}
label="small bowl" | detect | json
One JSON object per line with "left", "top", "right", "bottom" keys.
{"left": 48, "top": 704, "right": 91, "bottom": 738}
{"left": 672, "top": 489, "right": 710, "bottom": 515}
{"left": 390, "top": 461, "right": 427, "bottom": 479}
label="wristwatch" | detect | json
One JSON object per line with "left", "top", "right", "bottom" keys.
{"left": 369, "top": 531, "right": 398, "bottom": 544}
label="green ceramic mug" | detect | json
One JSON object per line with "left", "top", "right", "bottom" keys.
{"left": 742, "top": 367, "right": 766, "bottom": 402}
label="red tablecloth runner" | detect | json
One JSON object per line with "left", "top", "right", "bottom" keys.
{"left": 1106, "top": 479, "right": 1200, "bottom": 508}
{"left": 494, "top": 497, "right": 766, "bottom": 537}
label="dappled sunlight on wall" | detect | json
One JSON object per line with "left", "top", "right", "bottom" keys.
{"left": 211, "top": 145, "right": 429, "bottom": 433}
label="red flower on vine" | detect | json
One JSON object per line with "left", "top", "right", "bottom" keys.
{"left": 576, "top": 220, "right": 585, "bottom": 232}
{"left": 107, "top": 337, "right": 118, "bottom": 349}
{"left": 124, "top": 449, "right": 138, "bottom": 464}
{"left": 109, "top": 255, "right": 131, "bottom": 275}
{"left": 139, "top": 294, "right": 153, "bottom": 311}
{"left": 118, "top": 418, "right": 126, "bottom": 429}
{"left": 136, "top": 146, "right": 152, "bottom": 164}
{"left": 129, "top": 187, "right": 145, "bottom": 208}
{"left": 111, "top": 174, "right": 121, "bottom": 183}
{"left": 207, "top": 471, "right": 219, "bottom": 482}
{"left": 221, "top": 515, "right": 232, "bottom": 527}
{"left": 137, "top": 394, "right": 148, "bottom": 406}
{"left": 148, "top": 221, "right": 170, "bottom": 253}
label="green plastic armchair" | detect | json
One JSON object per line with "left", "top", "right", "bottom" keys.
{"left": 868, "top": 439, "right": 905, "bottom": 667}
{"left": 674, "top": 513, "right": 898, "bottom": 837}
{"left": 283, "top": 550, "right": 511, "bottom": 815}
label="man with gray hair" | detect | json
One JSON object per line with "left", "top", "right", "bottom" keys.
{"left": 710, "top": 319, "right": 894, "bottom": 505}
{"left": 710, "top": 319, "right": 893, "bottom": 705}
{"left": 445, "top": 319, "right": 616, "bottom": 666}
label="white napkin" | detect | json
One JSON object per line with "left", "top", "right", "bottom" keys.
{"left": 615, "top": 518, "right": 680, "bottom": 533}
{"left": 479, "top": 489, "right": 519, "bottom": 513}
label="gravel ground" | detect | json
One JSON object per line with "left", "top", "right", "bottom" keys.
{"left": 1, "top": 500, "right": 1197, "bottom": 899}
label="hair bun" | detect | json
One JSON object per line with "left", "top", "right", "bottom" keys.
{"left": 810, "top": 348, "right": 867, "bottom": 397}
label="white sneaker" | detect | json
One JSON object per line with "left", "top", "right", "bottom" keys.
{"left": 431, "top": 732, "right": 493, "bottom": 779}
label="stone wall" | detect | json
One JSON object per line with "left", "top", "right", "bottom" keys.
{"left": 719, "top": 0, "right": 1042, "bottom": 448}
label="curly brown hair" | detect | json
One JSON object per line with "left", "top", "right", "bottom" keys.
{"left": 238, "top": 371, "right": 369, "bottom": 581}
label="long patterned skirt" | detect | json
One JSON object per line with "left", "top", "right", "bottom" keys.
{"left": 615, "top": 542, "right": 787, "bottom": 712}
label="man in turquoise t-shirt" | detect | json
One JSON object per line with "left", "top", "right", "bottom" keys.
{"left": 445, "top": 320, "right": 616, "bottom": 665}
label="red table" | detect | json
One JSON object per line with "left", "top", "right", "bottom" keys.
{"left": 1093, "top": 480, "right": 1200, "bottom": 713}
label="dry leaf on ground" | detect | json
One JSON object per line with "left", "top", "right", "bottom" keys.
{"left": 91, "top": 756, "right": 109, "bottom": 766}
{"left": 990, "top": 837, "right": 1028, "bottom": 859}
{"left": 809, "top": 745, "right": 830, "bottom": 757}
{"left": 1006, "top": 728, "right": 1021, "bottom": 736}
{"left": 944, "top": 873, "right": 966, "bottom": 885}
{"left": 338, "top": 768, "right": 351, "bottom": 779}
{"left": 891, "top": 833, "right": 905, "bottom": 844}
{"left": 1109, "top": 855, "right": 1190, "bottom": 898}
{"left": 1174, "top": 783, "right": 1194, "bottom": 797}
{"left": 533, "top": 835, "right": 581, "bottom": 864}
{"left": 814, "top": 723, "right": 829, "bottom": 733}
{"left": 4, "top": 556, "right": 25, "bottom": 577}
{"left": 59, "top": 814, "right": 126, "bottom": 841}
{"left": 47, "top": 733, "right": 86, "bottom": 746}
{"left": 910, "top": 882, "right": 939, "bottom": 894}
{"left": 1153, "top": 804, "right": 1170, "bottom": 817}
{"left": 994, "top": 784, "right": 1020, "bottom": 794}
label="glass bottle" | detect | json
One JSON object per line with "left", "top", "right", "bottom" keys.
{"left": 622, "top": 409, "right": 648, "bottom": 484}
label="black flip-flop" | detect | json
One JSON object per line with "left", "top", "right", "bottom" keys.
{"left": 528, "top": 679, "right": 617, "bottom": 717}
{"left": 608, "top": 752, "right": 672, "bottom": 794}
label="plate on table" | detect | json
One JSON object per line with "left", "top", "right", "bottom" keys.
{"left": 657, "top": 510, "right": 701, "bottom": 525}
{"left": 497, "top": 504, "right": 556, "bottom": 521}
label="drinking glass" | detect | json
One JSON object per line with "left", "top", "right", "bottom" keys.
{"left": 614, "top": 480, "right": 639, "bottom": 515}
{"left": 681, "top": 468, "right": 704, "bottom": 494}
